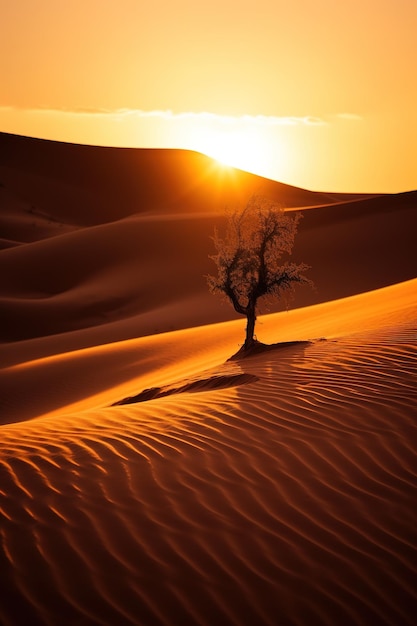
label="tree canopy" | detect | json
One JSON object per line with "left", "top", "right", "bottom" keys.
{"left": 208, "top": 195, "right": 311, "bottom": 353}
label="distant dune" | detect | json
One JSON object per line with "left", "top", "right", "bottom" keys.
{"left": 0, "top": 133, "right": 416, "bottom": 626}
{"left": 1, "top": 132, "right": 416, "bottom": 344}
{"left": 0, "top": 131, "right": 350, "bottom": 225}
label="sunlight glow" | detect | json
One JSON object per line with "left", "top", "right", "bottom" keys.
{"left": 191, "top": 125, "right": 274, "bottom": 177}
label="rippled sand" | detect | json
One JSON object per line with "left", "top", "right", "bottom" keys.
{"left": 1, "top": 291, "right": 416, "bottom": 625}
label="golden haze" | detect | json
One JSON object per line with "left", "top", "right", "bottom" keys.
{"left": 1, "top": 1, "right": 416, "bottom": 192}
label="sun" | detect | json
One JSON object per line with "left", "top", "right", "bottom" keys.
{"left": 193, "top": 125, "right": 271, "bottom": 177}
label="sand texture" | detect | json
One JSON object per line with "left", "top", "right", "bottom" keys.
{"left": 1, "top": 132, "right": 416, "bottom": 625}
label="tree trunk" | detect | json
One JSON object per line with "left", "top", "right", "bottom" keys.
{"left": 244, "top": 300, "right": 257, "bottom": 349}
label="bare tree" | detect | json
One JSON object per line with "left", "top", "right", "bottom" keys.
{"left": 208, "top": 195, "right": 311, "bottom": 353}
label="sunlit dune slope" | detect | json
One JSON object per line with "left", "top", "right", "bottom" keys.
{"left": 1, "top": 277, "right": 416, "bottom": 425}
{"left": 0, "top": 279, "right": 416, "bottom": 626}
{"left": 1, "top": 133, "right": 416, "bottom": 344}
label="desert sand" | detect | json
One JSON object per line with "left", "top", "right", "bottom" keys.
{"left": 0, "top": 132, "right": 416, "bottom": 625}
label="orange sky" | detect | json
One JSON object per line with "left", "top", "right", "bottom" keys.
{"left": 1, "top": 0, "right": 416, "bottom": 193}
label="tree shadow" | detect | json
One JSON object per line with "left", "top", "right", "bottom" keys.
{"left": 111, "top": 339, "right": 316, "bottom": 407}
{"left": 111, "top": 371, "right": 259, "bottom": 406}
{"left": 227, "top": 339, "right": 313, "bottom": 361}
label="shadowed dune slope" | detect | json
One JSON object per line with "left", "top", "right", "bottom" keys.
{"left": 293, "top": 189, "right": 417, "bottom": 303}
{"left": 0, "top": 132, "right": 349, "bottom": 227}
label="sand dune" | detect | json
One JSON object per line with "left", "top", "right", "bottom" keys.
{"left": 1, "top": 132, "right": 353, "bottom": 225}
{"left": 1, "top": 290, "right": 416, "bottom": 625}
{"left": 0, "top": 133, "right": 416, "bottom": 625}
{"left": 1, "top": 133, "right": 416, "bottom": 344}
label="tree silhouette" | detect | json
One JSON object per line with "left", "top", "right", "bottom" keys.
{"left": 208, "top": 195, "right": 311, "bottom": 353}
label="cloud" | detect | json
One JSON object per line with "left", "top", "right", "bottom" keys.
{"left": 336, "top": 113, "right": 363, "bottom": 121}
{"left": 124, "top": 110, "right": 327, "bottom": 127}
{"left": 2, "top": 105, "right": 363, "bottom": 126}
{"left": 0, "top": 105, "right": 327, "bottom": 126}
